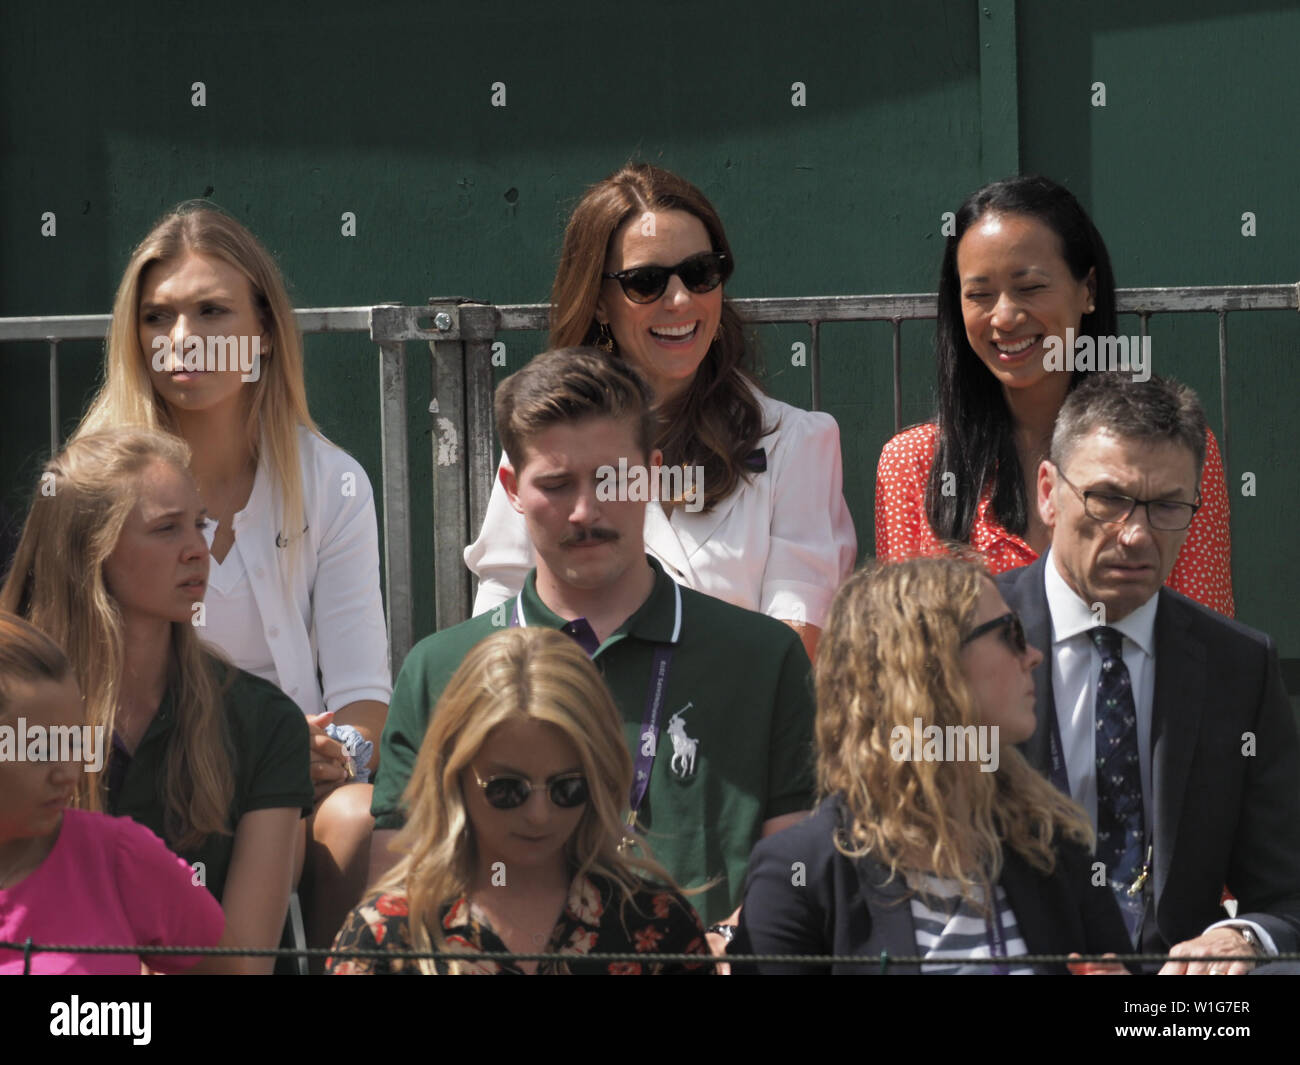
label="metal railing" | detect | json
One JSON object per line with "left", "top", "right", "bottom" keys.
{"left": 3, "top": 282, "right": 1297, "bottom": 668}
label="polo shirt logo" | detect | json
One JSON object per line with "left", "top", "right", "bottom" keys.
{"left": 667, "top": 704, "right": 698, "bottom": 779}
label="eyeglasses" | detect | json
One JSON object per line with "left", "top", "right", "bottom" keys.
{"left": 961, "top": 612, "right": 1028, "bottom": 655}
{"left": 471, "top": 767, "right": 589, "bottom": 810}
{"left": 602, "top": 252, "right": 732, "bottom": 304}
{"left": 1054, "top": 466, "right": 1200, "bottom": 531}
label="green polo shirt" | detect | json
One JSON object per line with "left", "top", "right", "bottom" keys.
{"left": 372, "top": 558, "right": 816, "bottom": 923}
{"left": 108, "top": 666, "right": 313, "bottom": 904}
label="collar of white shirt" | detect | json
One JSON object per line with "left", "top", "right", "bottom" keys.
{"left": 1041, "top": 548, "right": 1159, "bottom": 657}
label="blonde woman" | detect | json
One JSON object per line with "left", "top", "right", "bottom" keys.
{"left": 1, "top": 429, "right": 312, "bottom": 974}
{"left": 76, "top": 201, "right": 389, "bottom": 952}
{"left": 327, "top": 628, "right": 712, "bottom": 975}
{"left": 731, "top": 557, "right": 1130, "bottom": 974}
{"left": 0, "top": 613, "right": 225, "bottom": 975}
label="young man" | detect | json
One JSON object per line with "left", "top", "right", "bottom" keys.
{"left": 371, "top": 349, "right": 815, "bottom": 927}
{"left": 998, "top": 373, "right": 1300, "bottom": 973}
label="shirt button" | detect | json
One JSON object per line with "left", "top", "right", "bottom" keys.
{"left": 290, "top": 686, "right": 299, "bottom": 697}
{"left": 268, "top": 626, "right": 280, "bottom": 639}
{"left": 254, "top": 566, "right": 265, "bottom": 579}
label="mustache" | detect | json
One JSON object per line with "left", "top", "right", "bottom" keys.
{"left": 560, "top": 527, "right": 619, "bottom": 547}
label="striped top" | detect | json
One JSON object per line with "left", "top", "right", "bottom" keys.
{"left": 907, "top": 873, "right": 1036, "bottom": 975}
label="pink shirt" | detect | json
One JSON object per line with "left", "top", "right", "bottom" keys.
{"left": 0, "top": 808, "right": 224, "bottom": 975}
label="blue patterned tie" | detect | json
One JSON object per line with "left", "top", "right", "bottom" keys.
{"left": 1090, "top": 626, "right": 1144, "bottom": 938}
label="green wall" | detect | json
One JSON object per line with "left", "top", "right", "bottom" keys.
{"left": 2, "top": 1, "right": 1296, "bottom": 687}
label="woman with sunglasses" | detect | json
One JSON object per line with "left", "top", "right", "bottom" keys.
{"left": 327, "top": 627, "right": 712, "bottom": 974}
{"left": 874, "top": 175, "right": 1233, "bottom": 616}
{"left": 1, "top": 429, "right": 313, "bottom": 974}
{"left": 466, "top": 163, "right": 856, "bottom": 659}
{"left": 730, "top": 556, "right": 1130, "bottom": 974}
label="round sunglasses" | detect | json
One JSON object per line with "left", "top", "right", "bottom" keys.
{"left": 960, "top": 612, "right": 1028, "bottom": 655}
{"left": 602, "top": 251, "right": 732, "bottom": 304}
{"left": 471, "top": 767, "right": 590, "bottom": 810}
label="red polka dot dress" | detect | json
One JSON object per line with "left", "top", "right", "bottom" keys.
{"left": 873, "top": 421, "right": 1235, "bottom": 617}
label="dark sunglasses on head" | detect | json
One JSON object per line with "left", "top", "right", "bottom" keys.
{"left": 960, "top": 612, "right": 1028, "bottom": 655}
{"left": 471, "top": 767, "right": 590, "bottom": 810}
{"left": 602, "top": 251, "right": 732, "bottom": 304}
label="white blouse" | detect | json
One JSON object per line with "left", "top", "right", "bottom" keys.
{"left": 200, "top": 524, "right": 278, "bottom": 687}
{"left": 464, "top": 389, "right": 858, "bottom": 628}
{"left": 195, "top": 426, "right": 392, "bottom": 717}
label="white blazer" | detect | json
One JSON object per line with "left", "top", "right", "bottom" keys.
{"left": 224, "top": 426, "right": 392, "bottom": 717}
{"left": 464, "top": 391, "right": 858, "bottom": 628}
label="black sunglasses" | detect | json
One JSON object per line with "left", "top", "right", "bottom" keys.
{"left": 602, "top": 252, "right": 732, "bottom": 304}
{"left": 961, "top": 612, "right": 1028, "bottom": 655}
{"left": 471, "top": 767, "right": 589, "bottom": 810}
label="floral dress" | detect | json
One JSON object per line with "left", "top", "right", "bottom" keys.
{"left": 326, "top": 872, "right": 713, "bottom": 975}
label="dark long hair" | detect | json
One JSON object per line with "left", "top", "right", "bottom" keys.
{"left": 926, "top": 175, "right": 1118, "bottom": 541}
{"left": 549, "top": 163, "right": 767, "bottom": 511}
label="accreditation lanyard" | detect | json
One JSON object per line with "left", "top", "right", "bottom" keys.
{"left": 1046, "top": 706, "right": 1070, "bottom": 795}
{"left": 985, "top": 901, "right": 1010, "bottom": 976}
{"left": 628, "top": 645, "right": 674, "bottom": 819}
{"left": 509, "top": 594, "right": 675, "bottom": 819}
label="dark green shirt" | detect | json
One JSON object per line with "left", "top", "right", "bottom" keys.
{"left": 108, "top": 666, "right": 313, "bottom": 903}
{"left": 372, "top": 558, "right": 816, "bottom": 923}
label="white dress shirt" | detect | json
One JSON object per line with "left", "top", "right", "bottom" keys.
{"left": 464, "top": 389, "right": 858, "bottom": 628}
{"left": 1043, "top": 548, "right": 1157, "bottom": 839}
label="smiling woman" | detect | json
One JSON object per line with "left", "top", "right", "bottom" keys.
{"left": 466, "top": 164, "right": 857, "bottom": 658}
{"left": 873, "top": 175, "right": 1234, "bottom": 618}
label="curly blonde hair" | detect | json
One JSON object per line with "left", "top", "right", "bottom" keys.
{"left": 815, "top": 556, "right": 1093, "bottom": 911}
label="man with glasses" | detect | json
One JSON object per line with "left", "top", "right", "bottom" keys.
{"left": 997, "top": 372, "right": 1300, "bottom": 973}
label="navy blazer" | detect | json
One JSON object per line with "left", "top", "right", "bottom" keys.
{"left": 730, "top": 795, "right": 1131, "bottom": 974}
{"left": 997, "top": 553, "right": 1300, "bottom": 954}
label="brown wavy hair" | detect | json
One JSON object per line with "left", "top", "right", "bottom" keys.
{"left": 548, "top": 163, "right": 768, "bottom": 511}
{"left": 0, "top": 429, "right": 234, "bottom": 849}
{"left": 374, "top": 627, "right": 682, "bottom": 975}
{"left": 815, "top": 556, "right": 1093, "bottom": 911}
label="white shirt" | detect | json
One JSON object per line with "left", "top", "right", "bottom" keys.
{"left": 464, "top": 389, "right": 858, "bottom": 628}
{"left": 201, "top": 527, "right": 278, "bottom": 687}
{"left": 197, "top": 426, "right": 392, "bottom": 717}
{"left": 1043, "top": 548, "right": 1157, "bottom": 838}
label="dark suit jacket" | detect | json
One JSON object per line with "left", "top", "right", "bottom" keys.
{"left": 997, "top": 553, "right": 1300, "bottom": 954}
{"left": 729, "top": 795, "right": 1131, "bottom": 974}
